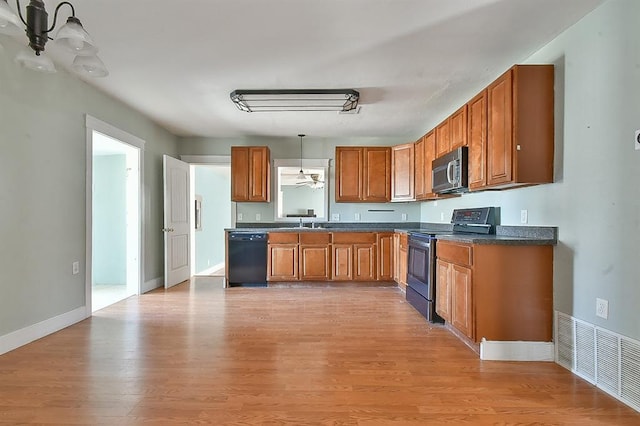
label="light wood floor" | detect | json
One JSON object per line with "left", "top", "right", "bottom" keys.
{"left": 1, "top": 278, "right": 638, "bottom": 425}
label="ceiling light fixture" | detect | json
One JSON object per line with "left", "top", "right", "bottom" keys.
{"left": 230, "top": 89, "right": 359, "bottom": 113}
{"left": 0, "top": 0, "right": 107, "bottom": 76}
{"left": 296, "top": 134, "right": 308, "bottom": 182}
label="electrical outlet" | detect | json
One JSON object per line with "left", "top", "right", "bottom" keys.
{"left": 596, "top": 298, "right": 609, "bottom": 319}
{"left": 237, "top": 213, "right": 243, "bottom": 221}
{"left": 255, "top": 213, "right": 261, "bottom": 221}
{"left": 520, "top": 209, "right": 528, "bottom": 224}
{"left": 72, "top": 261, "right": 80, "bottom": 275}
{"left": 401, "top": 213, "right": 407, "bottom": 221}
{"left": 354, "top": 213, "right": 361, "bottom": 221}
{"left": 440, "top": 212, "right": 445, "bottom": 221}
{"left": 331, "top": 213, "right": 340, "bottom": 221}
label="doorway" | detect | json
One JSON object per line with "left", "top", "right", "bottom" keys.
{"left": 190, "top": 164, "right": 232, "bottom": 277}
{"left": 86, "top": 116, "right": 144, "bottom": 313}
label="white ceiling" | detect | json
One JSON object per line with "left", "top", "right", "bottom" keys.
{"left": 36, "top": 0, "right": 604, "bottom": 139}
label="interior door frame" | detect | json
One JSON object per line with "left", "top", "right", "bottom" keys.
{"left": 180, "top": 155, "right": 235, "bottom": 277}
{"left": 85, "top": 115, "right": 145, "bottom": 317}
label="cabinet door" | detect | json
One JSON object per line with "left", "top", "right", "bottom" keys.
{"left": 354, "top": 244, "right": 376, "bottom": 281}
{"left": 451, "top": 264, "right": 473, "bottom": 339}
{"left": 398, "top": 247, "right": 408, "bottom": 288}
{"left": 231, "top": 146, "right": 270, "bottom": 202}
{"left": 335, "top": 147, "right": 363, "bottom": 202}
{"left": 414, "top": 137, "right": 426, "bottom": 200}
{"left": 332, "top": 244, "right": 353, "bottom": 281}
{"left": 248, "top": 146, "right": 270, "bottom": 202}
{"left": 300, "top": 245, "right": 331, "bottom": 281}
{"left": 468, "top": 91, "right": 487, "bottom": 191}
{"left": 363, "top": 147, "right": 391, "bottom": 202}
{"left": 487, "top": 69, "right": 513, "bottom": 186}
{"left": 267, "top": 244, "right": 298, "bottom": 281}
{"left": 231, "top": 147, "right": 249, "bottom": 201}
{"left": 423, "top": 131, "right": 436, "bottom": 198}
{"left": 450, "top": 105, "right": 468, "bottom": 150}
{"left": 435, "top": 119, "right": 451, "bottom": 158}
{"left": 391, "top": 143, "right": 415, "bottom": 202}
{"left": 435, "top": 259, "right": 451, "bottom": 322}
{"left": 377, "top": 233, "right": 394, "bottom": 281}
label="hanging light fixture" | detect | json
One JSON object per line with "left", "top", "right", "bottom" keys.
{"left": 0, "top": 0, "right": 107, "bottom": 77}
{"left": 296, "top": 134, "right": 309, "bottom": 182}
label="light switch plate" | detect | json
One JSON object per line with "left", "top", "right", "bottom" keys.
{"left": 354, "top": 213, "right": 361, "bottom": 221}
{"left": 331, "top": 213, "right": 340, "bottom": 221}
{"left": 635, "top": 129, "right": 640, "bottom": 150}
{"left": 401, "top": 213, "right": 407, "bottom": 221}
{"left": 520, "top": 209, "right": 528, "bottom": 224}
{"left": 237, "top": 213, "right": 243, "bottom": 221}
{"left": 72, "top": 261, "right": 79, "bottom": 275}
{"left": 255, "top": 213, "right": 261, "bottom": 221}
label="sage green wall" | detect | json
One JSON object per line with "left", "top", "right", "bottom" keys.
{"left": 179, "top": 136, "right": 423, "bottom": 223}
{"left": 0, "top": 38, "right": 179, "bottom": 337}
{"left": 420, "top": 0, "right": 640, "bottom": 340}
{"left": 92, "top": 154, "right": 126, "bottom": 285}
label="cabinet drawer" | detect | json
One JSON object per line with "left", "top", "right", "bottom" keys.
{"left": 437, "top": 241, "right": 472, "bottom": 266}
{"left": 332, "top": 232, "right": 377, "bottom": 244}
{"left": 300, "top": 232, "right": 331, "bottom": 244}
{"left": 268, "top": 232, "right": 299, "bottom": 244}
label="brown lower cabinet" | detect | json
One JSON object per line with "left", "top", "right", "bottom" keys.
{"left": 393, "top": 232, "right": 408, "bottom": 290}
{"left": 267, "top": 233, "right": 299, "bottom": 281}
{"left": 435, "top": 240, "right": 553, "bottom": 343}
{"left": 332, "top": 233, "right": 377, "bottom": 281}
{"left": 267, "top": 232, "right": 395, "bottom": 283}
{"left": 299, "top": 233, "right": 332, "bottom": 281}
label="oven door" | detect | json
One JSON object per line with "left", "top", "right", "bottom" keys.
{"left": 406, "top": 237, "right": 435, "bottom": 301}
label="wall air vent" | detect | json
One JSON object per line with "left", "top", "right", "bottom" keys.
{"left": 555, "top": 311, "right": 640, "bottom": 413}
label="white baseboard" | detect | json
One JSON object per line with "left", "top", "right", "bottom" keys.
{"left": 480, "top": 340, "right": 555, "bottom": 361}
{"left": 195, "top": 262, "right": 225, "bottom": 276}
{"left": 0, "top": 306, "right": 87, "bottom": 356}
{"left": 142, "top": 276, "right": 164, "bottom": 293}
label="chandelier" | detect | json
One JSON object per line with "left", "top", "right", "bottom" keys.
{"left": 0, "top": 0, "right": 107, "bottom": 76}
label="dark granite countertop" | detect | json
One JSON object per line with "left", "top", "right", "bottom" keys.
{"left": 226, "top": 223, "right": 557, "bottom": 245}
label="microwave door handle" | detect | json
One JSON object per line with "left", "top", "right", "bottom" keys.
{"left": 446, "top": 160, "right": 455, "bottom": 184}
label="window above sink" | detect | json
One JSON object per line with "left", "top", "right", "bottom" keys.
{"left": 273, "top": 158, "right": 330, "bottom": 222}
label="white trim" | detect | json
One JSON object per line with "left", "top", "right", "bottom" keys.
{"left": 86, "top": 115, "right": 145, "bottom": 149}
{"left": 142, "top": 277, "right": 164, "bottom": 293}
{"left": 480, "top": 340, "right": 555, "bottom": 361}
{"left": 194, "top": 262, "right": 225, "bottom": 276}
{"left": 0, "top": 307, "right": 87, "bottom": 356}
{"left": 85, "top": 115, "right": 145, "bottom": 314}
{"left": 180, "top": 155, "right": 230, "bottom": 164}
{"left": 273, "top": 158, "right": 330, "bottom": 168}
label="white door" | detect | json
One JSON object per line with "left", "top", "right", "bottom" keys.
{"left": 163, "top": 155, "right": 191, "bottom": 288}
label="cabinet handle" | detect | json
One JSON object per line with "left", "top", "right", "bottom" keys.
{"left": 162, "top": 228, "right": 174, "bottom": 232}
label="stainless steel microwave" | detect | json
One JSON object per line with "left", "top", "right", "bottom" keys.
{"left": 431, "top": 147, "right": 468, "bottom": 194}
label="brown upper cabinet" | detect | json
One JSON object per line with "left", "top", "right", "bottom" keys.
{"left": 414, "top": 130, "right": 443, "bottom": 201}
{"left": 485, "top": 65, "right": 554, "bottom": 189}
{"left": 434, "top": 105, "right": 468, "bottom": 159}
{"left": 467, "top": 90, "right": 488, "bottom": 191}
{"left": 391, "top": 143, "right": 415, "bottom": 202}
{"left": 231, "top": 146, "right": 271, "bottom": 202}
{"left": 335, "top": 146, "right": 391, "bottom": 202}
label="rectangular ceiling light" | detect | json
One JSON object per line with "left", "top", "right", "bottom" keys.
{"left": 230, "top": 89, "right": 359, "bottom": 113}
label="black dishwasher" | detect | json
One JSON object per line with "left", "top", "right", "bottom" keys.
{"left": 227, "top": 232, "right": 268, "bottom": 287}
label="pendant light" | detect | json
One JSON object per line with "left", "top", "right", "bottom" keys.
{"left": 296, "top": 134, "right": 308, "bottom": 182}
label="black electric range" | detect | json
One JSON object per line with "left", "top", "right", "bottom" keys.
{"left": 405, "top": 207, "right": 497, "bottom": 323}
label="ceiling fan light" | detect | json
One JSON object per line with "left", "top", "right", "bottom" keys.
{"left": 55, "top": 16, "right": 98, "bottom": 55}
{"left": 72, "top": 54, "right": 108, "bottom": 77}
{"left": 15, "top": 49, "right": 56, "bottom": 73}
{"left": 0, "top": 0, "right": 22, "bottom": 36}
